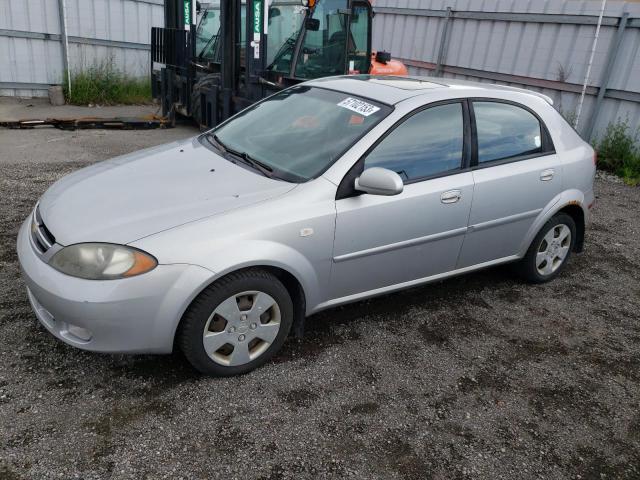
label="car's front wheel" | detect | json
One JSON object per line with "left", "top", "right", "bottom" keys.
{"left": 179, "top": 269, "right": 293, "bottom": 376}
{"left": 517, "top": 213, "right": 577, "bottom": 283}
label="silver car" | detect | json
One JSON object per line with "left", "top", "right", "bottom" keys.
{"left": 17, "top": 76, "right": 596, "bottom": 376}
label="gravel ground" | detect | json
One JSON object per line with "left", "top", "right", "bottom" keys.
{"left": 1, "top": 124, "right": 639, "bottom": 479}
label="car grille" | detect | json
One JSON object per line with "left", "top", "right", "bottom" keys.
{"left": 31, "top": 205, "right": 56, "bottom": 254}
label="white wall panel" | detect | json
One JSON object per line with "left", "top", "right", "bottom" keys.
{"left": 373, "top": 0, "right": 640, "bottom": 137}
{"left": 0, "top": 0, "right": 163, "bottom": 97}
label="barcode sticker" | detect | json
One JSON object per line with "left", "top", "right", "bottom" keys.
{"left": 337, "top": 97, "right": 380, "bottom": 117}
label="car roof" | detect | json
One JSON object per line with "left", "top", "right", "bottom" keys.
{"left": 306, "top": 75, "right": 553, "bottom": 106}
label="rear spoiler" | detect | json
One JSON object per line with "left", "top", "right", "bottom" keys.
{"left": 497, "top": 84, "right": 554, "bottom": 105}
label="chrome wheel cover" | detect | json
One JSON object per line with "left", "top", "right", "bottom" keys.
{"left": 536, "top": 224, "right": 571, "bottom": 276}
{"left": 202, "top": 291, "right": 281, "bottom": 367}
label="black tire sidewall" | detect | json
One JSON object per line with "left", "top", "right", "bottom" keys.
{"left": 190, "top": 74, "right": 221, "bottom": 129}
{"left": 180, "top": 270, "right": 293, "bottom": 376}
{"left": 521, "top": 213, "right": 577, "bottom": 283}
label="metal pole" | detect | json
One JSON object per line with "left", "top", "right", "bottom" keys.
{"left": 57, "top": 0, "right": 71, "bottom": 96}
{"left": 575, "top": 0, "right": 607, "bottom": 131}
{"left": 220, "top": 0, "right": 240, "bottom": 120}
{"left": 584, "top": 12, "right": 629, "bottom": 140}
{"left": 434, "top": 7, "right": 453, "bottom": 77}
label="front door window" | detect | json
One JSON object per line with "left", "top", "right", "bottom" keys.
{"left": 365, "top": 103, "right": 465, "bottom": 182}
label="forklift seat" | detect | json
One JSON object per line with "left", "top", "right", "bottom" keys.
{"left": 326, "top": 31, "right": 347, "bottom": 73}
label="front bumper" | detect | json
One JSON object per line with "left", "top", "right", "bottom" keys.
{"left": 17, "top": 219, "right": 213, "bottom": 354}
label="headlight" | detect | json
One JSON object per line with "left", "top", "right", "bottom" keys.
{"left": 50, "top": 243, "right": 157, "bottom": 280}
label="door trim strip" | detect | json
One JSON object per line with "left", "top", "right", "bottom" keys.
{"left": 314, "top": 254, "right": 521, "bottom": 313}
{"left": 467, "top": 208, "right": 542, "bottom": 233}
{"left": 333, "top": 226, "right": 468, "bottom": 263}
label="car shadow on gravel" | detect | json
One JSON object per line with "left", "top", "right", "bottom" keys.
{"left": 13, "top": 264, "right": 515, "bottom": 384}
{"left": 274, "top": 265, "right": 514, "bottom": 364}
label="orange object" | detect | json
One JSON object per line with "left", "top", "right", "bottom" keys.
{"left": 123, "top": 251, "right": 158, "bottom": 277}
{"left": 292, "top": 115, "right": 320, "bottom": 129}
{"left": 369, "top": 52, "right": 408, "bottom": 76}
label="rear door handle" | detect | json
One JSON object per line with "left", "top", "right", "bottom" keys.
{"left": 540, "top": 169, "right": 555, "bottom": 181}
{"left": 441, "top": 190, "right": 462, "bottom": 204}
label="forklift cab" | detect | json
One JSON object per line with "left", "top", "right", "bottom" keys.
{"left": 194, "top": 0, "right": 375, "bottom": 80}
{"left": 292, "top": 0, "right": 372, "bottom": 78}
{"left": 151, "top": 0, "right": 406, "bottom": 128}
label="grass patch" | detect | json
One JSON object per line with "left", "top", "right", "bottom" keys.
{"left": 594, "top": 119, "right": 640, "bottom": 186}
{"left": 63, "top": 60, "right": 151, "bottom": 106}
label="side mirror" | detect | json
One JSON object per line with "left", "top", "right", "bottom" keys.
{"left": 305, "top": 18, "right": 320, "bottom": 31}
{"left": 355, "top": 168, "right": 404, "bottom": 196}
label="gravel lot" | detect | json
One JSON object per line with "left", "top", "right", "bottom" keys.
{"left": 1, "top": 113, "right": 639, "bottom": 479}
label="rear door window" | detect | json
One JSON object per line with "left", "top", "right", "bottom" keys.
{"left": 473, "top": 101, "right": 546, "bottom": 163}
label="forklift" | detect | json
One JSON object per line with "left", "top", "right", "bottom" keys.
{"left": 151, "top": 0, "right": 407, "bottom": 129}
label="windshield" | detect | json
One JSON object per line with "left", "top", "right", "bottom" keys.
{"left": 266, "top": 4, "right": 306, "bottom": 72}
{"left": 295, "top": 0, "right": 351, "bottom": 79}
{"left": 196, "top": 2, "right": 303, "bottom": 67}
{"left": 205, "top": 86, "right": 391, "bottom": 182}
{"left": 196, "top": 6, "right": 221, "bottom": 59}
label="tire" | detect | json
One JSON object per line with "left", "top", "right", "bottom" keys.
{"left": 190, "top": 74, "right": 220, "bottom": 130}
{"left": 178, "top": 269, "right": 293, "bottom": 376}
{"left": 517, "top": 213, "right": 577, "bottom": 284}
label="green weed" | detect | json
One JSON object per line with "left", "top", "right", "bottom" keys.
{"left": 594, "top": 119, "right": 640, "bottom": 186}
{"left": 63, "top": 60, "right": 151, "bottom": 105}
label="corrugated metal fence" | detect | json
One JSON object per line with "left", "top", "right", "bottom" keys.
{"left": 3, "top": 0, "right": 640, "bottom": 139}
{"left": 0, "top": 0, "right": 164, "bottom": 97}
{"left": 373, "top": 0, "right": 640, "bottom": 139}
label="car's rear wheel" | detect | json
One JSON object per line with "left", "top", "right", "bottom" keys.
{"left": 517, "top": 213, "right": 576, "bottom": 283}
{"left": 179, "top": 269, "right": 293, "bottom": 376}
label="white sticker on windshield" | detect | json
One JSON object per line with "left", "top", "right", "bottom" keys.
{"left": 337, "top": 97, "right": 381, "bottom": 117}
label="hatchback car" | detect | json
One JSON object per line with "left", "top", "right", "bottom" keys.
{"left": 18, "top": 75, "right": 595, "bottom": 376}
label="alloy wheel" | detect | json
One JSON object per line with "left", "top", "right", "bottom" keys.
{"left": 535, "top": 224, "right": 572, "bottom": 276}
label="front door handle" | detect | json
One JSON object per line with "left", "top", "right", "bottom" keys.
{"left": 441, "top": 190, "right": 462, "bottom": 204}
{"left": 540, "top": 169, "right": 555, "bottom": 181}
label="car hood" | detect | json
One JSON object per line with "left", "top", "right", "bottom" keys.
{"left": 39, "top": 137, "right": 297, "bottom": 245}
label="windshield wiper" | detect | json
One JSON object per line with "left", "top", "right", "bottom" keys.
{"left": 234, "top": 151, "right": 275, "bottom": 178}
{"left": 205, "top": 133, "right": 228, "bottom": 154}
{"left": 205, "top": 133, "right": 275, "bottom": 178}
